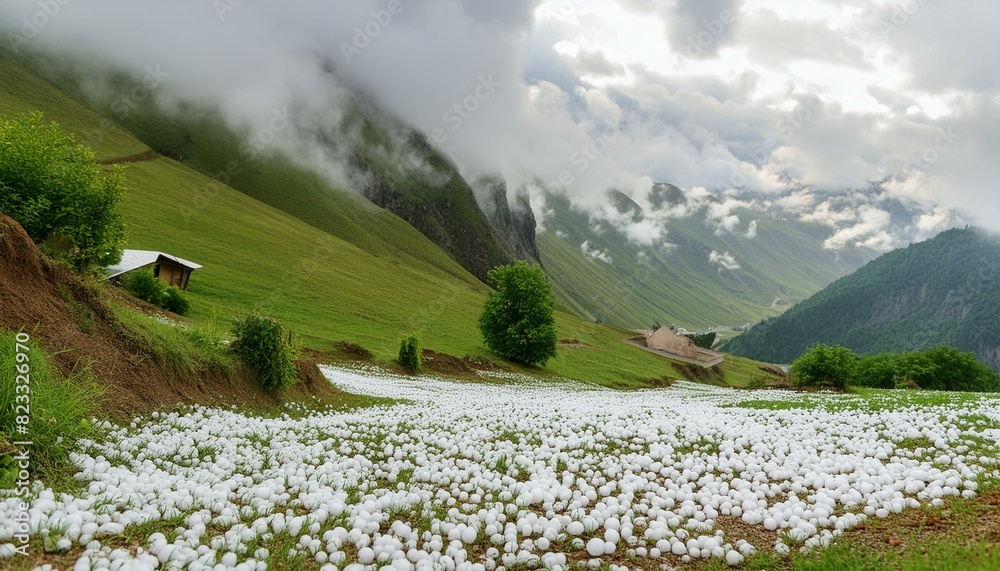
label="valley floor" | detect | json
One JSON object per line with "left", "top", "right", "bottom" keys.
{"left": 2, "top": 366, "right": 999, "bottom": 570}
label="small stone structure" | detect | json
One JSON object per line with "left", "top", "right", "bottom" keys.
{"left": 627, "top": 327, "right": 725, "bottom": 368}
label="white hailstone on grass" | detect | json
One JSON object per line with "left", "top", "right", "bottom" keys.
{"left": 726, "top": 549, "right": 744, "bottom": 566}
{"left": 586, "top": 538, "right": 605, "bottom": 557}
{"left": 358, "top": 547, "right": 375, "bottom": 565}
{"left": 11, "top": 365, "right": 1000, "bottom": 571}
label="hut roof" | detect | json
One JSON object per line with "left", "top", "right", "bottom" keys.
{"left": 104, "top": 249, "right": 202, "bottom": 279}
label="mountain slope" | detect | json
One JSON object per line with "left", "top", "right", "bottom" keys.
{"left": 539, "top": 189, "right": 875, "bottom": 331}
{"left": 5, "top": 54, "right": 523, "bottom": 282}
{"left": 722, "top": 227, "right": 1000, "bottom": 370}
{"left": 0, "top": 54, "right": 757, "bottom": 388}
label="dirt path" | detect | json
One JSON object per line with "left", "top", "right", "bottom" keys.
{"left": 96, "top": 149, "right": 156, "bottom": 165}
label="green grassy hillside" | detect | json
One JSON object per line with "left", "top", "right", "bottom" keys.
{"left": 0, "top": 55, "right": 771, "bottom": 388}
{"left": 6, "top": 54, "right": 514, "bottom": 282}
{"left": 539, "top": 190, "right": 875, "bottom": 331}
{"left": 0, "top": 57, "right": 147, "bottom": 161}
{"left": 722, "top": 227, "right": 1000, "bottom": 371}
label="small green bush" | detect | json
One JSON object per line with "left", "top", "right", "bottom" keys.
{"left": 162, "top": 287, "right": 190, "bottom": 316}
{"left": 398, "top": 334, "right": 422, "bottom": 372}
{"left": 124, "top": 269, "right": 166, "bottom": 306}
{"left": 123, "top": 270, "right": 190, "bottom": 315}
{"left": 853, "top": 346, "right": 999, "bottom": 392}
{"left": 231, "top": 312, "right": 297, "bottom": 393}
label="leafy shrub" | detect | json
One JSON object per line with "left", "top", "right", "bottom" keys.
{"left": 123, "top": 269, "right": 190, "bottom": 315}
{"left": 230, "top": 312, "right": 297, "bottom": 393}
{"left": 478, "top": 261, "right": 557, "bottom": 366}
{"left": 897, "top": 347, "right": 998, "bottom": 392}
{"left": 124, "top": 269, "right": 166, "bottom": 306}
{"left": 162, "top": 287, "right": 190, "bottom": 316}
{"left": 854, "top": 346, "right": 999, "bottom": 392}
{"left": 791, "top": 343, "right": 857, "bottom": 390}
{"left": 397, "top": 334, "right": 422, "bottom": 373}
{"left": 855, "top": 353, "right": 898, "bottom": 389}
{"left": 0, "top": 112, "right": 127, "bottom": 272}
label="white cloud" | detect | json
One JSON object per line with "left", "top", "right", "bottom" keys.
{"left": 709, "top": 250, "right": 741, "bottom": 271}
{"left": 822, "top": 205, "right": 894, "bottom": 250}
{"left": 0, "top": 0, "right": 993, "bottom": 239}
{"left": 581, "top": 240, "right": 614, "bottom": 263}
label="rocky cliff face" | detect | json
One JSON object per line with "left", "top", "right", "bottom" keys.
{"left": 473, "top": 176, "right": 540, "bottom": 265}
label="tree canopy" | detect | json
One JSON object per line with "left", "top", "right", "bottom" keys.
{"left": 793, "top": 343, "right": 999, "bottom": 392}
{"left": 791, "top": 343, "right": 857, "bottom": 390}
{"left": 0, "top": 112, "right": 127, "bottom": 271}
{"left": 478, "top": 261, "right": 558, "bottom": 366}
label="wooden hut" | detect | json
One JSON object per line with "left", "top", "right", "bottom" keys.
{"left": 105, "top": 249, "right": 202, "bottom": 290}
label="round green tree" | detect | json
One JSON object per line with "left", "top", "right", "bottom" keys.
{"left": 478, "top": 261, "right": 558, "bottom": 366}
{"left": 0, "top": 112, "right": 127, "bottom": 271}
{"left": 791, "top": 343, "right": 857, "bottom": 390}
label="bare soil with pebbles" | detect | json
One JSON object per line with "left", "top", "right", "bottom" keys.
{"left": 3, "top": 365, "right": 999, "bottom": 571}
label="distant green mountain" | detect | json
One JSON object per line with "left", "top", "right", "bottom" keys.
{"left": 722, "top": 227, "right": 1000, "bottom": 371}
{"left": 538, "top": 188, "right": 875, "bottom": 331}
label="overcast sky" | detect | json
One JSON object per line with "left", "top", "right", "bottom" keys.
{"left": 2, "top": 0, "right": 997, "bottom": 247}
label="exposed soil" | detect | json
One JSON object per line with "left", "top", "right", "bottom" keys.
{"left": 0, "top": 215, "right": 327, "bottom": 419}
{"left": 329, "top": 340, "right": 374, "bottom": 362}
{"left": 285, "top": 348, "right": 346, "bottom": 403}
{"left": 558, "top": 338, "right": 599, "bottom": 349}
{"left": 844, "top": 489, "right": 1000, "bottom": 558}
{"left": 420, "top": 349, "right": 505, "bottom": 378}
{"left": 95, "top": 150, "right": 156, "bottom": 165}
{"left": 671, "top": 362, "right": 728, "bottom": 386}
{"left": 758, "top": 364, "right": 787, "bottom": 378}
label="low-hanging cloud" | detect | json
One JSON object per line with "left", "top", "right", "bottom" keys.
{"left": 0, "top": 0, "right": 995, "bottom": 245}
{"left": 708, "top": 250, "right": 740, "bottom": 272}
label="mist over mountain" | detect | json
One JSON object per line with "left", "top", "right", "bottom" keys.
{"left": 538, "top": 185, "right": 884, "bottom": 330}
{"left": 1, "top": 0, "right": 994, "bottom": 255}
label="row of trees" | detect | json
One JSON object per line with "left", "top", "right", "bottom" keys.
{"left": 792, "top": 343, "right": 1000, "bottom": 392}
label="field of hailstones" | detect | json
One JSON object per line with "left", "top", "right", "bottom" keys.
{"left": 3, "top": 364, "right": 1000, "bottom": 571}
